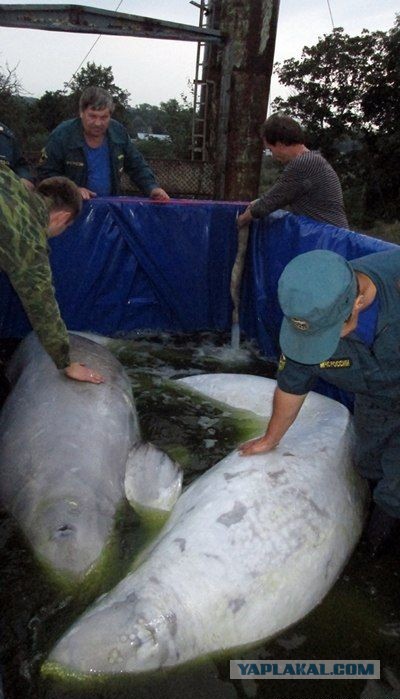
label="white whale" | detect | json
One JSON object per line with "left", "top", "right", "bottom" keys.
{"left": 43, "top": 373, "right": 368, "bottom": 678}
{"left": 0, "top": 332, "right": 177, "bottom": 586}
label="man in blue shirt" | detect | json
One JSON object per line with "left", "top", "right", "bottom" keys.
{"left": 38, "top": 86, "right": 169, "bottom": 202}
{"left": 240, "top": 248, "right": 400, "bottom": 556}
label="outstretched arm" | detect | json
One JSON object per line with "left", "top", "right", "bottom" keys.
{"left": 6, "top": 244, "right": 104, "bottom": 384}
{"left": 245, "top": 165, "right": 312, "bottom": 222}
{"left": 239, "top": 386, "right": 307, "bottom": 455}
{"left": 123, "top": 136, "right": 165, "bottom": 197}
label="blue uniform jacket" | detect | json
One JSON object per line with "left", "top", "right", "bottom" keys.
{"left": 0, "top": 122, "right": 33, "bottom": 181}
{"left": 37, "top": 118, "right": 159, "bottom": 196}
{"left": 277, "top": 248, "right": 400, "bottom": 411}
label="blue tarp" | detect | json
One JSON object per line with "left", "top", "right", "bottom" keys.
{"left": 0, "top": 197, "right": 395, "bottom": 405}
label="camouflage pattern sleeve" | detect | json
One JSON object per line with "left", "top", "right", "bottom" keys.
{"left": 5, "top": 243, "right": 71, "bottom": 370}
{"left": 0, "top": 163, "right": 70, "bottom": 369}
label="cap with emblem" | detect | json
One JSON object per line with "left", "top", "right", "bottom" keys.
{"left": 278, "top": 250, "right": 357, "bottom": 364}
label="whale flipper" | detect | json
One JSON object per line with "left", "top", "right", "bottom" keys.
{"left": 125, "top": 443, "right": 182, "bottom": 517}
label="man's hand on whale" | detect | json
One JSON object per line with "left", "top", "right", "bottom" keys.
{"left": 64, "top": 362, "right": 104, "bottom": 384}
{"left": 239, "top": 388, "right": 307, "bottom": 456}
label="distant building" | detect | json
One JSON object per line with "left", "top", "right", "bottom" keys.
{"left": 136, "top": 132, "right": 171, "bottom": 142}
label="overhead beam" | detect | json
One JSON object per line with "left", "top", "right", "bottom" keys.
{"left": 0, "top": 4, "right": 223, "bottom": 43}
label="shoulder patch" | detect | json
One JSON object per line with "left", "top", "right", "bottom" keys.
{"left": 39, "top": 147, "right": 47, "bottom": 164}
{"left": 278, "top": 354, "right": 286, "bottom": 371}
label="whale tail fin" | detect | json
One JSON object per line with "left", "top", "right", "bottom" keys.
{"left": 125, "top": 443, "right": 183, "bottom": 520}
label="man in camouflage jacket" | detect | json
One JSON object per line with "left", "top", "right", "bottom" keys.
{"left": 0, "top": 163, "right": 103, "bottom": 383}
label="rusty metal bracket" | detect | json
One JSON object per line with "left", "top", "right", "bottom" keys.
{"left": 0, "top": 4, "right": 224, "bottom": 42}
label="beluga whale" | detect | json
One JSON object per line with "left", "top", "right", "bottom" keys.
{"left": 0, "top": 332, "right": 179, "bottom": 587}
{"left": 43, "top": 373, "right": 368, "bottom": 679}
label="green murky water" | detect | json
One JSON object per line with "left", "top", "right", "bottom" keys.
{"left": 0, "top": 333, "right": 399, "bottom": 699}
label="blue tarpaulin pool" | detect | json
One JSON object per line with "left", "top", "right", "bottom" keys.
{"left": 0, "top": 197, "right": 395, "bottom": 405}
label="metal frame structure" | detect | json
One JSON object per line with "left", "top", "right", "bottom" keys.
{"left": 0, "top": 4, "right": 222, "bottom": 42}
{"left": 0, "top": 1, "right": 280, "bottom": 200}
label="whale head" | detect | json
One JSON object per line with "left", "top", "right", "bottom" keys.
{"left": 29, "top": 492, "right": 116, "bottom": 582}
{"left": 45, "top": 585, "right": 182, "bottom": 676}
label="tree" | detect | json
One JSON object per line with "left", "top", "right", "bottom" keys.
{"left": 0, "top": 62, "right": 27, "bottom": 135}
{"left": 34, "top": 90, "right": 74, "bottom": 132}
{"left": 271, "top": 17, "right": 400, "bottom": 225}
{"left": 131, "top": 98, "right": 193, "bottom": 159}
{"left": 130, "top": 103, "right": 166, "bottom": 135}
{"left": 0, "top": 62, "right": 43, "bottom": 156}
{"left": 361, "top": 16, "right": 400, "bottom": 132}
{"left": 0, "top": 61, "right": 23, "bottom": 98}
{"left": 65, "top": 62, "right": 131, "bottom": 126}
{"left": 158, "top": 98, "right": 193, "bottom": 158}
{"left": 273, "top": 28, "right": 386, "bottom": 140}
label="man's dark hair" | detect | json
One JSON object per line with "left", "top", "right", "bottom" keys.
{"left": 79, "top": 86, "right": 114, "bottom": 113}
{"left": 37, "top": 177, "right": 82, "bottom": 219}
{"left": 262, "top": 114, "right": 305, "bottom": 146}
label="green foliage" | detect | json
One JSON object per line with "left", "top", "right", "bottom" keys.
{"left": 273, "top": 28, "right": 386, "bottom": 137}
{"left": 130, "top": 103, "right": 166, "bottom": 135}
{"left": 363, "top": 220, "right": 400, "bottom": 244}
{"left": 272, "top": 16, "right": 400, "bottom": 227}
{"left": 0, "top": 63, "right": 30, "bottom": 142}
{"left": 158, "top": 98, "right": 192, "bottom": 159}
{"left": 34, "top": 90, "right": 74, "bottom": 132}
{"left": 131, "top": 98, "right": 193, "bottom": 158}
{"left": 361, "top": 16, "right": 400, "bottom": 131}
{"left": 259, "top": 154, "right": 281, "bottom": 192}
{"left": 133, "top": 137, "right": 176, "bottom": 160}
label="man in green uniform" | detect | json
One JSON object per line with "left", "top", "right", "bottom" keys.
{"left": 38, "top": 86, "right": 169, "bottom": 202}
{"left": 0, "top": 162, "right": 103, "bottom": 384}
{"left": 240, "top": 248, "right": 400, "bottom": 556}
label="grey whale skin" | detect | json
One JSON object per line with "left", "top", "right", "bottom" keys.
{"left": 44, "top": 373, "right": 368, "bottom": 678}
{"left": 0, "top": 332, "right": 138, "bottom": 583}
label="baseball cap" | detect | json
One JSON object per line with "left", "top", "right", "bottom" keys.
{"left": 278, "top": 250, "right": 357, "bottom": 364}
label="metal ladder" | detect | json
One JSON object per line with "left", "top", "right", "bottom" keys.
{"left": 190, "top": 0, "right": 214, "bottom": 161}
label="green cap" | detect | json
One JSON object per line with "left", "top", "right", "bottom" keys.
{"left": 278, "top": 250, "right": 357, "bottom": 364}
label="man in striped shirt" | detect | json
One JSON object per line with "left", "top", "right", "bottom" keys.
{"left": 238, "top": 114, "right": 348, "bottom": 230}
